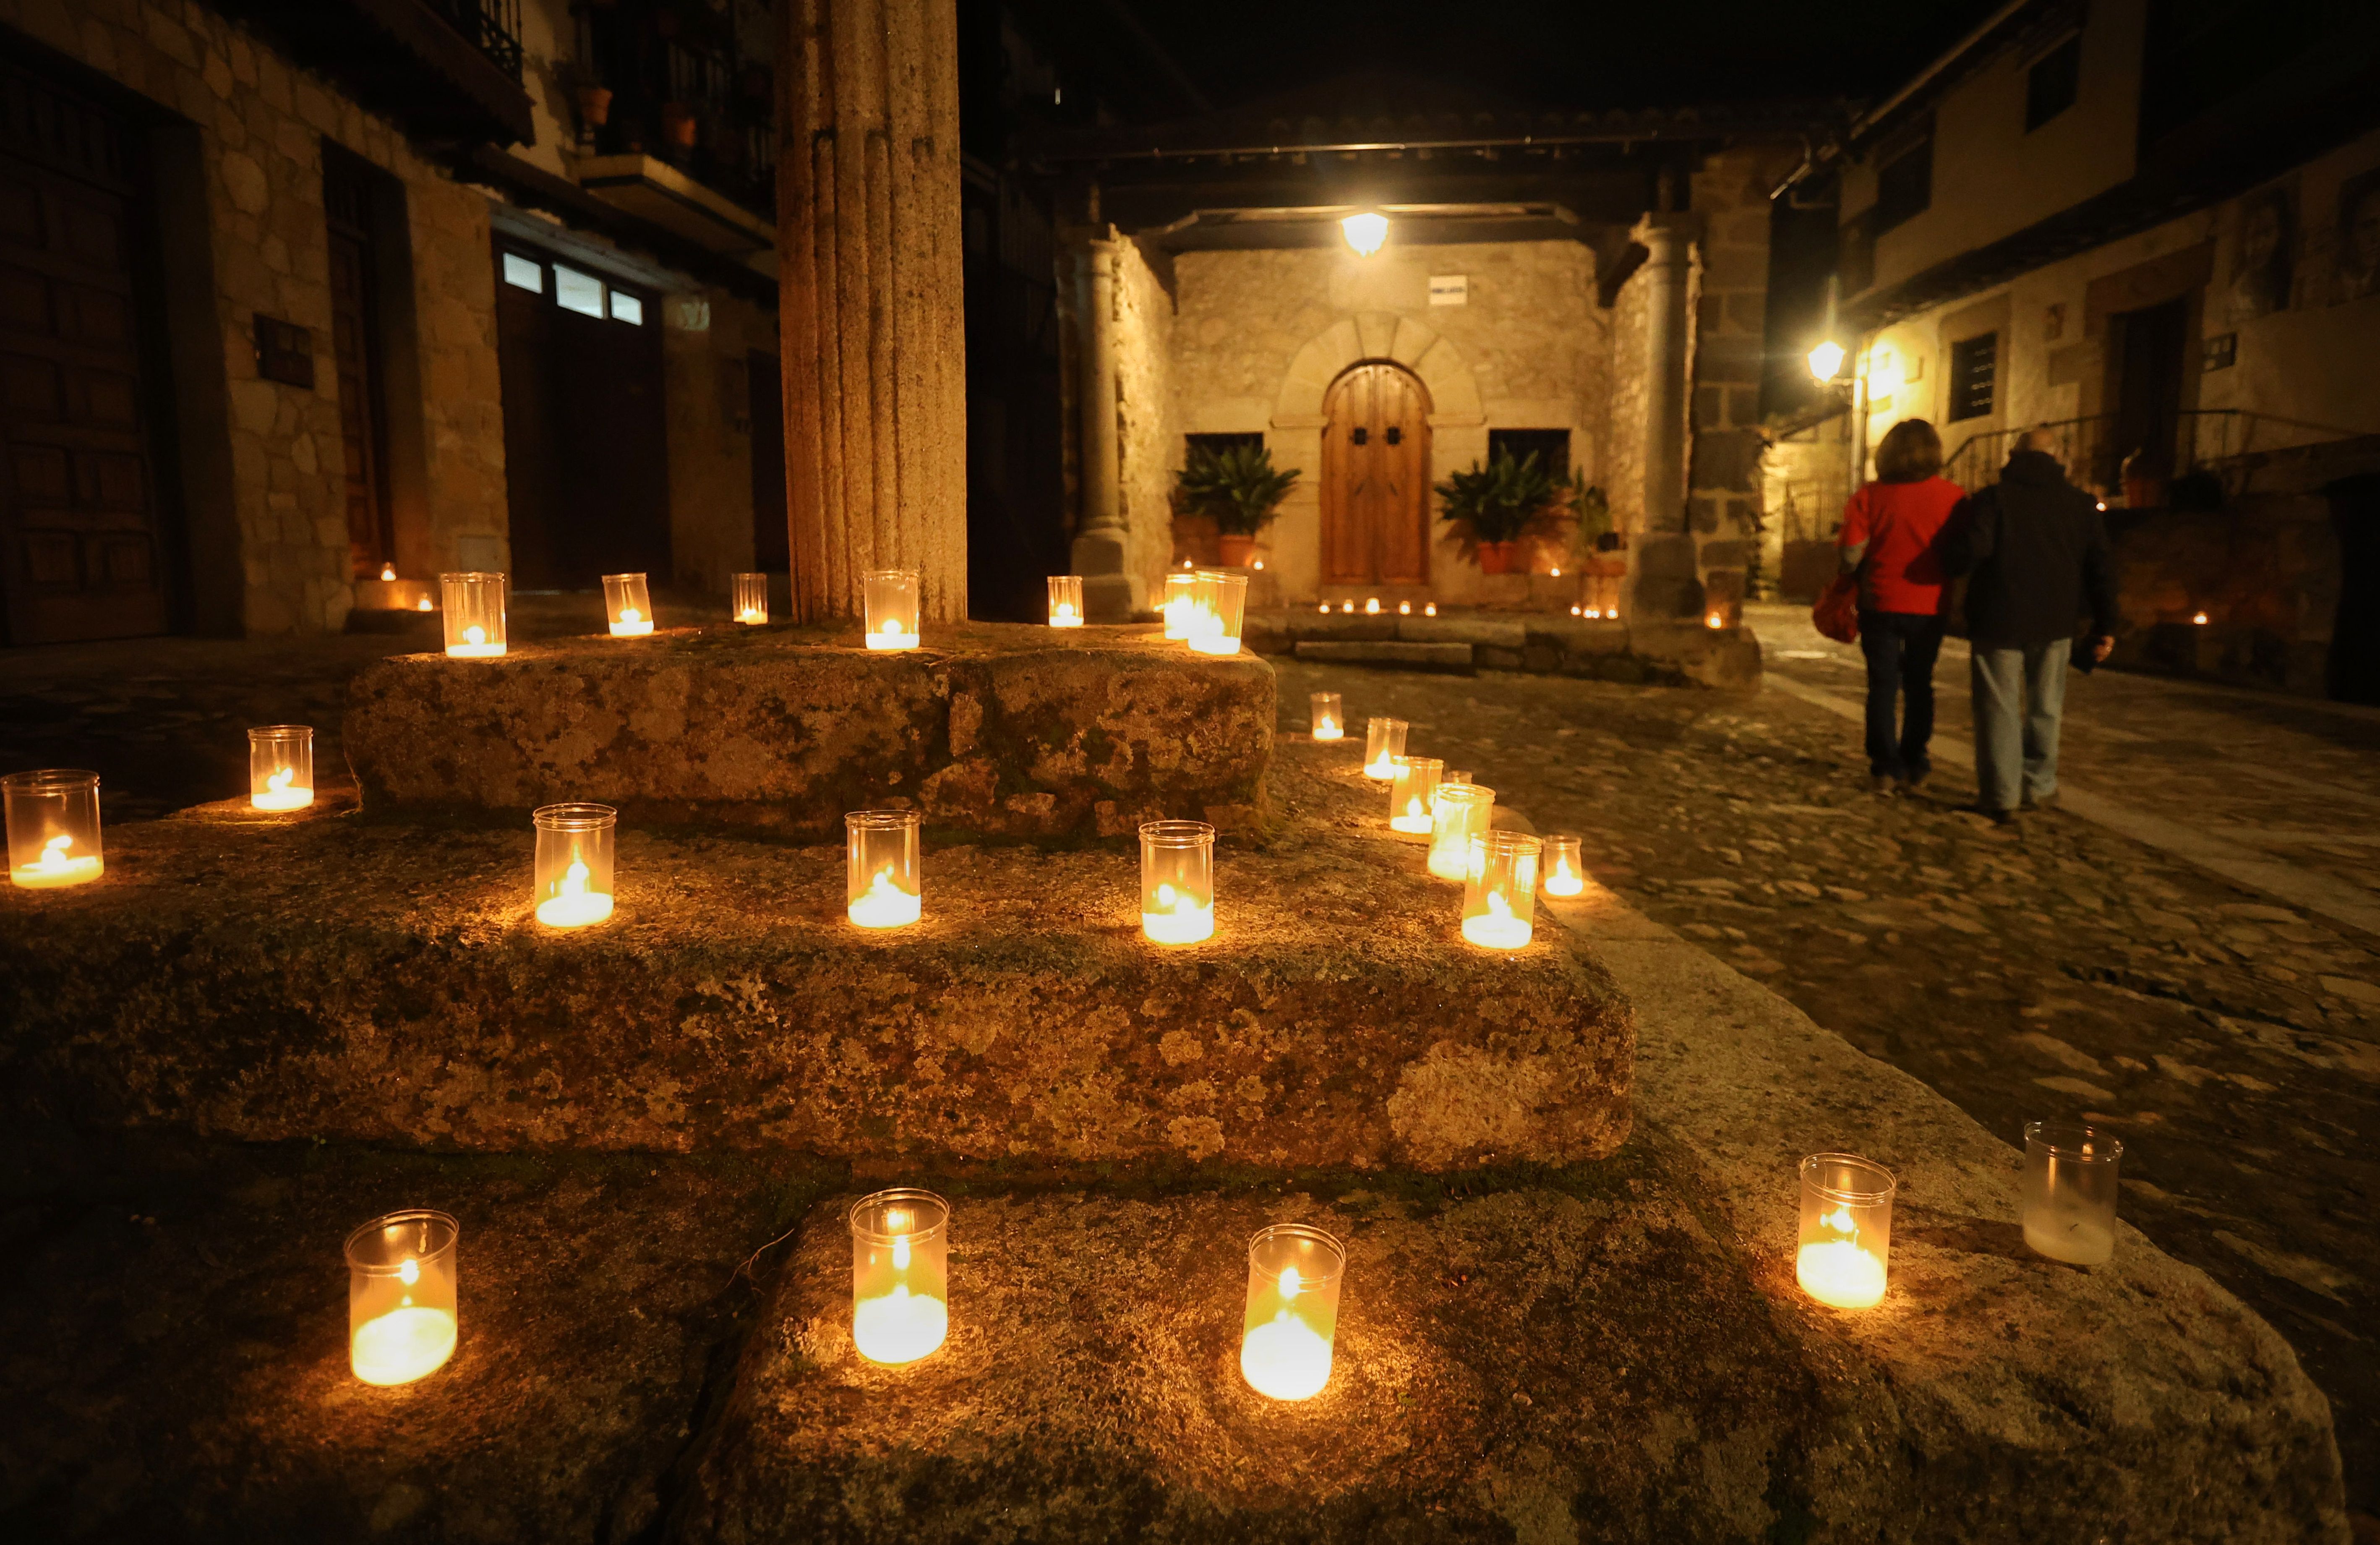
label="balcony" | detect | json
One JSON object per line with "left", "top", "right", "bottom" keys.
{"left": 216, "top": 0, "right": 534, "bottom": 145}
{"left": 565, "top": 0, "right": 777, "bottom": 236}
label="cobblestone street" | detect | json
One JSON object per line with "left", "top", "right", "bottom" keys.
{"left": 4, "top": 621, "right": 2376, "bottom": 1525}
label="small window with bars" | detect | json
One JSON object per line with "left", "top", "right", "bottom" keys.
{"left": 1947, "top": 332, "right": 1998, "bottom": 422}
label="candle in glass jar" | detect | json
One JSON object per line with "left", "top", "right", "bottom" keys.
{"left": 1427, "top": 783, "right": 1495, "bottom": 882}
{"left": 732, "top": 572, "right": 769, "bottom": 624}
{"left": 846, "top": 809, "right": 923, "bottom": 928}
{"left": 1309, "top": 692, "right": 1344, "bottom": 741}
{"left": 863, "top": 569, "right": 921, "bottom": 650}
{"left": 1460, "top": 831, "right": 1540, "bottom": 950}
{"left": 2022, "top": 1122, "right": 2121, "bottom": 1266}
{"left": 603, "top": 572, "right": 655, "bottom": 636}
{"left": 248, "top": 726, "right": 315, "bottom": 811}
{"left": 1240, "top": 1224, "right": 1345, "bottom": 1402}
{"left": 441, "top": 572, "right": 508, "bottom": 657}
{"left": 1387, "top": 756, "right": 1442, "bottom": 834}
{"left": 1166, "top": 572, "right": 1200, "bottom": 639}
{"left": 5, "top": 770, "right": 104, "bottom": 888}
{"left": 1795, "top": 1154, "right": 1895, "bottom": 1309}
{"left": 1540, "top": 833, "right": 1585, "bottom": 896}
{"left": 347, "top": 1209, "right": 459, "bottom": 1386}
{"left": 1047, "top": 574, "right": 1085, "bottom": 627}
{"left": 851, "top": 1189, "right": 949, "bottom": 1364}
{"left": 1140, "top": 820, "right": 1216, "bottom": 944}
{"left": 1362, "top": 717, "right": 1407, "bottom": 780}
{"left": 533, "top": 804, "right": 616, "bottom": 927}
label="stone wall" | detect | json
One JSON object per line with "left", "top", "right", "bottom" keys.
{"left": 3, "top": 0, "right": 510, "bottom": 635}
{"left": 1112, "top": 237, "right": 1179, "bottom": 609}
{"left": 1169, "top": 241, "right": 1605, "bottom": 604}
{"left": 1687, "top": 147, "right": 1795, "bottom": 622}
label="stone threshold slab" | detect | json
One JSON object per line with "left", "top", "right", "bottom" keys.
{"left": 668, "top": 891, "right": 2347, "bottom": 1545}
{"left": 0, "top": 750, "right": 1630, "bottom": 1170}
{"left": 342, "top": 621, "right": 1274, "bottom": 841}
{"left": 1248, "top": 610, "right": 1761, "bottom": 688}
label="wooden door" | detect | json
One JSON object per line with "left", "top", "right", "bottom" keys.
{"left": 1321, "top": 362, "right": 1430, "bottom": 585}
{"left": 325, "top": 159, "right": 390, "bottom": 579}
{"left": 0, "top": 62, "right": 170, "bottom": 644}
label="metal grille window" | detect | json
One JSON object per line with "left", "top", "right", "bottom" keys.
{"left": 1948, "top": 332, "right": 1999, "bottom": 422}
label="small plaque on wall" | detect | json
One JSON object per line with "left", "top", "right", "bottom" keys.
{"left": 1428, "top": 274, "right": 1468, "bottom": 306}
{"left": 254, "top": 314, "right": 315, "bottom": 388}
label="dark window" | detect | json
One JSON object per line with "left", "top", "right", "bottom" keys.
{"left": 1185, "top": 432, "right": 1263, "bottom": 462}
{"left": 1488, "top": 429, "right": 1570, "bottom": 478}
{"left": 1947, "top": 332, "right": 1999, "bottom": 421}
{"left": 1874, "top": 125, "right": 1933, "bottom": 233}
{"left": 1838, "top": 209, "right": 1877, "bottom": 295}
{"left": 2026, "top": 34, "right": 2083, "bottom": 131}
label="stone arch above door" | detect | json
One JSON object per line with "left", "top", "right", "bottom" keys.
{"left": 1272, "top": 311, "right": 1483, "bottom": 425}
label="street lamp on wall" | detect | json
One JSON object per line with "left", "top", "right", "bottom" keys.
{"left": 1341, "top": 211, "right": 1388, "bottom": 256}
{"left": 1807, "top": 339, "right": 1846, "bottom": 382}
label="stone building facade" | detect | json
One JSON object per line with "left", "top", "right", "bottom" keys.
{"left": 0, "top": 0, "right": 777, "bottom": 646}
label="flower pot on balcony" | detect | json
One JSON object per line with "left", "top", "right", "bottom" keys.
{"left": 1475, "top": 541, "right": 1519, "bottom": 575}
{"left": 660, "top": 103, "right": 698, "bottom": 149}
{"left": 575, "top": 86, "right": 613, "bottom": 128}
{"left": 1217, "top": 535, "right": 1258, "bottom": 569}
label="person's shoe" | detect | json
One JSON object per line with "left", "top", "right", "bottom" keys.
{"left": 1904, "top": 767, "right": 1931, "bottom": 790}
{"left": 2019, "top": 791, "right": 2058, "bottom": 812}
{"left": 1868, "top": 775, "right": 1897, "bottom": 796}
{"left": 1987, "top": 807, "right": 2020, "bottom": 828}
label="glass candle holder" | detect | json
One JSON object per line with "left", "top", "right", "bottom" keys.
{"left": 248, "top": 725, "right": 314, "bottom": 812}
{"left": 346, "top": 1208, "right": 458, "bottom": 1386}
{"left": 850, "top": 1188, "right": 949, "bottom": 1365}
{"left": 1428, "top": 782, "right": 1495, "bottom": 881}
{"left": 533, "top": 803, "right": 616, "bottom": 927}
{"left": 1046, "top": 574, "right": 1084, "bottom": 627}
{"left": 5, "top": 769, "right": 103, "bottom": 888}
{"left": 864, "top": 569, "right": 921, "bottom": 650}
{"left": 441, "top": 571, "right": 507, "bottom": 657}
{"left": 603, "top": 572, "right": 654, "bottom": 636}
{"left": 1796, "top": 1153, "right": 1895, "bottom": 1309}
{"left": 846, "top": 809, "right": 922, "bottom": 928}
{"left": 1461, "top": 830, "right": 1540, "bottom": 949}
{"left": 732, "top": 572, "right": 769, "bottom": 624}
{"left": 1309, "top": 692, "right": 1344, "bottom": 741}
{"left": 1240, "top": 1224, "right": 1345, "bottom": 1402}
{"left": 2022, "top": 1122, "right": 2122, "bottom": 1266}
{"left": 1387, "top": 755, "right": 1442, "bottom": 834}
{"left": 1541, "top": 833, "right": 1585, "bottom": 897}
{"left": 1163, "top": 571, "right": 1198, "bottom": 639}
{"left": 1435, "top": 769, "right": 1472, "bottom": 802}
{"left": 1363, "top": 717, "right": 1408, "bottom": 780}
{"left": 1188, "top": 570, "right": 1249, "bottom": 656}
{"left": 1140, "top": 819, "right": 1215, "bottom": 944}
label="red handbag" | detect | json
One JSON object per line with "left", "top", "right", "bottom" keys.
{"left": 1813, "top": 574, "right": 1860, "bottom": 644}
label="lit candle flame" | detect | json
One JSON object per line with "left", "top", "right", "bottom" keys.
{"left": 536, "top": 854, "right": 614, "bottom": 927}
{"left": 381, "top": 564, "right": 397, "bottom": 581}
{"left": 620, "top": 606, "right": 641, "bottom": 625}
{"left": 1341, "top": 601, "right": 1353, "bottom": 613}
{"left": 850, "top": 864, "right": 921, "bottom": 927}
{"left": 269, "top": 768, "right": 293, "bottom": 793}
{"left": 1424, "top": 603, "right": 1436, "bottom": 616}
{"left": 1279, "top": 1265, "right": 1302, "bottom": 1300}
{"left": 1543, "top": 857, "right": 1583, "bottom": 897}
{"left": 14, "top": 831, "right": 102, "bottom": 888}
{"left": 37, "top": 835, "right": 73, "bottom": 871}
{"left": 1365, "top": 598, "right": 1379, "bottom": 614}
{"left": 852, "top": 1282, "right": 947, "bottom": 1363}
{"left": 417, "top": 596, "right": 432, "bottom": 611}
{"left": 1399, "top": 600, "right": 1410, "bottom": 615}
{"left": 1143, "top": 880, "right": 1213, "bottom": 944}
{"left": 464, "top": 624, "right": 485, "bottom": 645}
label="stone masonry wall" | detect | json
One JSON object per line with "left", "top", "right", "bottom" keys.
{"left": 1171, "top": 241, "right": 1605, "bottom": 603}
{"left": 1112, "top": 237, "right": 1178, "bottom": 610}
{"left": 1687, "top": 146, "right": 1795, "bottom": 624}
{"left": 2, "top": 0, "right": 509, "bottom": 635}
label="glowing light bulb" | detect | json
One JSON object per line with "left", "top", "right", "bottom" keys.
{"left": 1341, "top": 211, "right": 1388, "bottom": 256}
{"left": 1808, "top": 339, "right": 1845, "bottom": 382}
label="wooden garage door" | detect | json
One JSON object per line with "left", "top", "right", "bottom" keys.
{"left": 0, "top": 61, "right": 169, "bottom": 644}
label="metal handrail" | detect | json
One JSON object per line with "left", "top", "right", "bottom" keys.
{"left": 423, "top": 0, "right": 525, "bottom": 81}
{"left": 1942, "top": 409, "right": 2377, "bottom": 497}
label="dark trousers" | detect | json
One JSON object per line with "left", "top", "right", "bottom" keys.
{"left": 1858, "top": 611, "right": 1945, "bottom": 779}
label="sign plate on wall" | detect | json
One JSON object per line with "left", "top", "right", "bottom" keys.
{"left": 1428, "top": 275, "right": 1468, "bottom": 306}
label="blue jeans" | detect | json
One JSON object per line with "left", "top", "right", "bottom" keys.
{"left": 1858, "top": 612, "right": 1944, "bottom": 779}
{"left": 1971, "top": 640, "right": 2071, "bottom": 812}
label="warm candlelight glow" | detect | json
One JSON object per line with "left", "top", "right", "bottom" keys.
{"left": 2192, "top": 611, "right": 2209, "bottom": 626}
{"left": 1541, "top": 833, "right": 1584, "bottom": 896}
{"left": 1424, "top": 602, "right": 1437, "bottom": 616}
{"left": 1365, "top": 597, "right": 1379, "bottom": 614}
{"left": 602, "top": 573, "right": 654, "bottom": 636}
{"left": 1705, "top": 612, "right": 1725, "bottom": 630}
{"left": 416, "top": 596, "right": 433, "bottom": 611}
{"left": 863, "top": 569, "right": 921, "bottom": 649}
{"left": 1340, "top": 600, "right": 1354, "bottom": 613}
{"left": 1187, "top": 570, "right": 1249, "bottom": 655}
{"left": 1047, "top": 575, "right": 1085, "bottom": 627}
{"left": 1399, "top": 600, "right": 1410, "bottom": 615}
{"left": 851, "top": 1189, "right": 949, "bottom": 1365}
{"left": 847, "top": 809, "right": 923, "bottom": 927}
{"left": 1317, "top": 602, "right": 1330, "bottom": 615}
{"left": 1309, "top": 691, "right": 1344, "bottom": 741}
{"left": 1241, "top": 1224, "right": 1344, "bottom": 1402}
{"left": 732, "top": 572, "right": 769, "bottom": 624}
{"left": 1797, "top": 1154, "right": 1895, "bottom": 1309}
{"left": 533, "top": 804, "right": 616, "bottom": 928}
{"left": 1461, "top": 830, "right": 1540, "bottom": 950}
{"left": 5, "top": 770, "right": 103, "bottom": 888}
{"left": 1363, "top": 717, "right": 1407, "bottom": 780}
{"left": 252, "top": 767, "right": 312, "bottom": 812}
{"left": 1550, "top": 566, "right": 1561, "bottom": 577}
{"left": 1388, "top": 755, "right": 1442, "bottom": 835}
{"left": 380, "top": 563, "right": 397, "bottom": 581}
{"left": 1140, "top": 820, "right": 1216, "bottom": 944}
{"left": 347, "top": 1210, "right": 457, "bottom": 1386}
{"left": 249, "top": 725, "right": 314, "bottom": 812}
{"left": 441, "top": 572, "right": 506, "bottom": 656}
{"left": 1427, "top": 783, "right": 1495, "bottom": 882}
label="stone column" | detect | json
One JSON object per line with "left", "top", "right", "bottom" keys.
{"left": 1072, "top": 233, "right": 1133, "bottom": 620}
{"left": 778, "top": 0, "right": 967, "bottom": 623}
{"left": 1628, "top": 222, "right": 1698, "bottom": 619}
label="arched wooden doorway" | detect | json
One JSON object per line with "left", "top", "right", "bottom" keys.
{"left": 1320, "top": 361, "right": 1431, "bottom": 586}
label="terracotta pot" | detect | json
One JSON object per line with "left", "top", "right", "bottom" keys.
{"left": 1217, "top": 534, "right": 1258, "bottom": 569}
{"left": 661, "top": 103, "right": 698, "bottom": 149}
{"left": 575, "top": 86, "right": 612, "bottom": 128}
{"left": 1475, "top": 541, "right": 1518, "bottom": 575}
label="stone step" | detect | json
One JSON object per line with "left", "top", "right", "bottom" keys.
{"left": 0, "top": 745, "right": 1630, "bottom": 1170}
{"left": 1246, "top": 608, "right": 1762, "bottom": 687}
{"left": 1292, "top": 639, "right": 1475, "bottom": 672}
{"left": 342, "top": 621, "right": 1274, "bottom": 842}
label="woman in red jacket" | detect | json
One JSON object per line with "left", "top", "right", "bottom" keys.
{"left": 1838, "top": 419, "right": 1965, "bottom": 795}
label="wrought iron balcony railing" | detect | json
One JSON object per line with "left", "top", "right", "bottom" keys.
{"left": 421, "top": 0, "right": 524, "bottom": 81}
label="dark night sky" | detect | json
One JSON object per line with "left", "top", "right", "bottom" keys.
{"left": 1113, "top": 0, "right": 2009, "bottom": 114}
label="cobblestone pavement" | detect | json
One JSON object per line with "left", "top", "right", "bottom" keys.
{"left": 5, "top": 619, "right": 2377, "bottom": 1522}
{"left": 1274, "top": 646, "right": 2380, "bottom": 1523}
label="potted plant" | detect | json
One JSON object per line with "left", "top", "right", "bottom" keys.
{"left": 1175, "top": 443, "right": 1299, "bottom": 568}
{"left": 1435, "top": 450, "right": 1584, "bottom": 574}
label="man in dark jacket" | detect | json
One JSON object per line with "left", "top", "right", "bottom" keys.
{"left": 1939, "top": 428, "right": 2119, "bottom": 825}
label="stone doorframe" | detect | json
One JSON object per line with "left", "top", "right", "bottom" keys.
{"left": 1266, "top": 311, "right": 1485, "bottom": 601}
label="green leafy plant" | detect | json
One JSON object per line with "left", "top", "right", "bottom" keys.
{"left": 1175, "top": 444, "right": 1300, "bottom": 536}
{"left": 1434, "top": 450, "right": 1587, "bottom": 558}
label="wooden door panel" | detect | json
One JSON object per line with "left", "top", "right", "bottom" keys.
{"left": 1321, "top": 361, "right": 1430, "bottom": 585}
